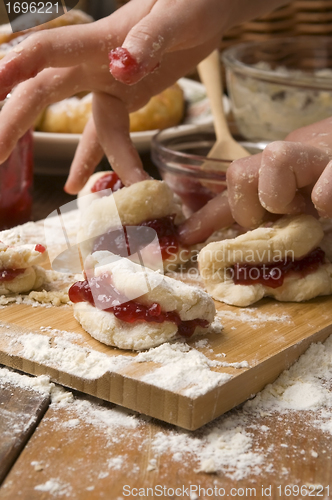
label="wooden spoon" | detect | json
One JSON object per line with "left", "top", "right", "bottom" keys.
{"left": 197, "top": 50, "right": 250, "bottom": 169}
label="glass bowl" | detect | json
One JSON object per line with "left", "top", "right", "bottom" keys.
{"left": 151, "top": 129, "right": 264, "bottom": 214}
{"left": 222, "top": 37, "right": 332, "bottom": 141}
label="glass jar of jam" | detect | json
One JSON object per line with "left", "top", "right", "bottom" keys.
{"left": 0, "top": 128, "right": 33, "bottom": 230}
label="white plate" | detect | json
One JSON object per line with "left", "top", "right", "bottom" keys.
{"left": 33, "top": 78, "right": 222, "bottom": 175}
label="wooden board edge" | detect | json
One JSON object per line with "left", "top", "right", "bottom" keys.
{"left": 189, "top": 323, "right": 332, "bottom": 430}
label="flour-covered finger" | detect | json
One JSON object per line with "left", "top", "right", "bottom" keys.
{"left": 226, "top": 154, "right": 265, "bottom": 228}
{"left": 259, "top": 141, "right": 331, "bottom": 214}
{"left": 92, "top": 92, "right": 150, "bottom": 185}
{"left": 178, "top": 193, "right": 234, "bottom": 245}
{"left": 312, "top": 159, "right": 332, "bottom": 218}
{"left": 65, "top": 117, "right": 105, "bottom": 195}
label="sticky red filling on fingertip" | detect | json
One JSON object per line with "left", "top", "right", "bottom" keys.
{"left": 108, "top": 47, "right": 140, "bottom": 84}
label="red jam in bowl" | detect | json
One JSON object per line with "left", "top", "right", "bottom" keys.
{"left": 233, "top": 247, "right": 325, "bottom": 288}
{"left": 69, "top": 273, "right": 208, "bottom": 338}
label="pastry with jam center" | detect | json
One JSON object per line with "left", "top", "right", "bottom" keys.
{"left": 0, "top": 240, "right": 47, "bottom": 295}
{"left": 69, "top": 251, "right": 215, "bottom": 351}
{"left": 77, "top": 179, "right": 191, "bottom": 272}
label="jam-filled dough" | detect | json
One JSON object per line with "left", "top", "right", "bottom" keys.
{"left": 70, "top": 252, "right": 215, "bottom": 351}
{"left": 0, "top": 241, "right": 46, "bottom": 295}
{"left": 198, "top": 215, "right": 332, "bottom": 307}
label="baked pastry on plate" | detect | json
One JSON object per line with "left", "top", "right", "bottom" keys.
{"left": 69, "top": 251, "right": 216, "bottom": 350}
{"left": 198, "top": 215, "right": 332, "bottom": 307}
{"left": 36, "top": 83, "right": 185, "bottom": 134}
{"left": 77, "top": 179, "right": 191, "bottom": 272}
{"left": 0, "top": 241, "right": 47, "bottom": 294}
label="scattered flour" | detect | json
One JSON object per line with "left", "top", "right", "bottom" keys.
{"left": 0, "top": 366, "right": 52, "bottom": 396}
{"left": 245, "top": 336, "right": 332, "bottom": 412}
{"left": 17, "top": 332, "right": 132, "bottom": 379}
{"left": 0, "top": 365, "right": 73, "bottom": 405}
{"left": 216, "top": 308, "right": 292, "bottom": 328}
{"left": 3, "top": 329, "right": 332, "bottom": 484}
{"left": 34, "top": 479, "right": 72, "bottom": 497}
{"left": 2, "top": 216, "right": 332, "bottom": 485}
{"left": 107, "top": 456, "right": 125, "bottom": 470}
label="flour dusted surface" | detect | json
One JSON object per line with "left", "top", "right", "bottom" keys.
{"left": 3, "top": 328, "right": 332, "bottom": 492}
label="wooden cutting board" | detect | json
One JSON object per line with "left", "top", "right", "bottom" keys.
{"left": 1, "top": 289, "right": 332, "bottom": 430}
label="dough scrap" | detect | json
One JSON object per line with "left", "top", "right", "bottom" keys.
{"left": 0, "top": 266, "right": 46, "bottom": 295}
{"left": 77, "top": 179, "right": 190, "bottom": 271}
{"left": 73, "top": 252, "right": 215, "bottom": 351}
{"left": 198, "top": 215, "right": 332, "bottom": 306}
{"left": 0, "top": 241, "right": 46, "bottom": 269}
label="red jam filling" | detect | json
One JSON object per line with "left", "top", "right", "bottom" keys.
{"left": 139, "top": 215, "right": 180, "bottom": 260}
{"left": 108, "top": 47, "right": 140, "bottom": 84}
{"left": 35, "top": 244, "right": 46, "bottom": 253}
{"left": 69, "top": 273, "right": 208, "bottom": 338}
{"left": 232, "top": 247, "right": 325, "bottom": 289}
{"left": 91, "top": 172, "right": 124, "bottom": 193}
{"left": 0, "top": 268, "right": 25, "bottom": 281}
{"left": 92, "top": 214, "right": 180, "bottom": 261}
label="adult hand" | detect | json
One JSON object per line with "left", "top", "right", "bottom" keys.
{"left": 179, "top": 117, "right": 332, "bottom": 245}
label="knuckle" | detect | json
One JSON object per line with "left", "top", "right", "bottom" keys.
{"left": 227, "top": 161, "right": 248, "bottom": 187}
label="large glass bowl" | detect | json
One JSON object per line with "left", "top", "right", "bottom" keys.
{"left": 222, "top": 37, "right": 332, "bottom": 141}
{"left": 151, "top": 129, "right": 264, "bottom": 213}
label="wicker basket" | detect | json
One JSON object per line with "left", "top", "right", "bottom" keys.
{"left": 114, "top": 1, "right": 332, "bottom": 79}
{"left": 115, "top": 1, "right": 332, "bottom": 42}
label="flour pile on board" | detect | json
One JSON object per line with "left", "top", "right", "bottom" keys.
{"left": 34, "top": 479, "right": 72, "bottom": 497}
{"left": 17, "top": 332, "right": 132, "bottom": 379}
{"left": 135, "top": 342, "right": 232, "bottom": 396}
{"left": 0, "top": 366, "right": 52, "bottom": 395}
{"left": 246, "top": 335, "right": 332, "bottom": 412}
{"left": 216, "top": 307, "right": 292, "bottom": 328}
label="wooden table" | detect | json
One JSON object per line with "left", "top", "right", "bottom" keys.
{"left": 1, "top": 163, "right": 332, "bottom": 500}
